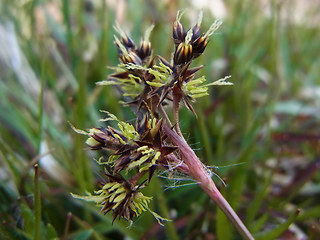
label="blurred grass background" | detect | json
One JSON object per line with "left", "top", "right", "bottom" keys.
{"left": 0, "top": 0, "right": 320, "bottom": 239}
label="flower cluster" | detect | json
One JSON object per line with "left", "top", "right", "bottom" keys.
{"left": 85, "top": 112, "right": 177, "bottom": 179}
{"left": 98, "top": 10, "right": 232, "bottom": 115}
{"left": 72, "top": 174, "right": 152, "bottom": 223}
{"left": 72, "top": 11, "right": 232, "bottom": 225}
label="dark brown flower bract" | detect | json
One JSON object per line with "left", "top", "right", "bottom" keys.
{"left": 174, "top": 43, "right": 193, "bottom": 65}
{"left": 138, "top": 40, "right": 152, "bottom": 61}
{"left": 192, "top": 35, "right": 208, "bottom": 58}
{"left": 120, "top": 52, "right": 142, "bottom": 65}
{"left": 173, "top": 20, "right": 186, "bottom": 45}
{"left": 121, "top": 36, "right": 136, "bottom": 50}
{"left": 191, "top": 24, "right": 201, "bottom": 42}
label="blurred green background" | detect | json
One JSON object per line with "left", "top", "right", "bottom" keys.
{"left": 1, "top": 0, "right": 320, "bottom": 239}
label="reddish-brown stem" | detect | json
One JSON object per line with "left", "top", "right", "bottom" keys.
{"left": 163, "top": 125, "right": 254, "bottom": 240}
{"left": 129, "top": 170, "right": 149, "bottom": 186}
{"left": 158, "top": 104, "right": 172, "bottom": 128}
{"left": 172, "top": 87, "right": 183, "bottom": 137}
{"left": 63, "top": 212, "right": 72, "bottom": 240}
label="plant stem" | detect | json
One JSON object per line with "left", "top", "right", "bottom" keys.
{"left": 153, "top": 177, "right": 180, "bottom": 240}
{"left": 172, "top": 88, "right": 183, "bottom": 137}
{"left": 63, "top": 212, "right": 72, "bottom": 240}
{"left": 163, "top": 125, "right": 254, "bottom": 240}
{"left": 158, "top": 104, "right": 172, "bottom": 128}
{"left": 34, "top": 164, "right": 42, "bottom": 240}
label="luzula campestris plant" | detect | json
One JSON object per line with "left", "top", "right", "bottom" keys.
{"left": 72, "top": 11, "right": 254, "bottom": 239}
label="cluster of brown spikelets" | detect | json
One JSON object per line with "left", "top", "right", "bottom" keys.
{"left": 72, "top": 10, "right": 232, "bottom": 225}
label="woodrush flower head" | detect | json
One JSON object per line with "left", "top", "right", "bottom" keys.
{"left": 98, "top": 174, "right": 150, "bottom": 223}
{"left": 72, "top": 11, "right": 232, "bottom": 226}
{"left": 72, "top": 173, "right": 152, "bottom": 223}
{"left": 74, "top": 111, "right": 177, "bottom": 177}
{"left": 97, "top": 11, "right": 231, "bottom": 115}
{"left": 71, "top": 113, "right": 176, "bottom": 224}
{"left": 172, "top": 10, "right": 186, "bottom": 45}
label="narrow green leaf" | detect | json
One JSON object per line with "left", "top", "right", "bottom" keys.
{"left": 73, "top": 230, "right": 93, "bottom": 240}
{"left": 21, "top": 204, "right": 35, "bottom": 237}
{"left": 46, "top": 224, "right": 58, "bottom": 240}
{"left": 255, "top": 209, "right": 300, "bottom": 240}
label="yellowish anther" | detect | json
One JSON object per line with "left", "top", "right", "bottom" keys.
{"left": 128, "top": 74, "right": 142, "bottom": 83}
{"left": 156, "top": 62, "right": 173, "bottom": 74}
{"left": 99, "top": 111, "right": 139, "bottom": 141}
{"left": 152, "top": 118, "right": 157, "bottom": 128}
{"left": 69, "top": 122, "right": 88, "bottom": 135}
{"left": 95, "top": 156, "right": 107, "bottom": 165}
{"left": 88, "top": 128, "right": 103, "bottom": 135}
{"left": 123, "top": 62, "right": 172, "bottom": 88}
{"left": 123, "top": 63, "right": 148, "bottom": 71}
{"left": 114, "top": 187, "right": 126, "bottom": 195}
{"left": 186, "top": 76, "right": 206, "bottom": 86}
{"left": 113, "top": 196, "right": 126, "bottom": 209}
{"left": 137, "top": 146, "right": 149, "bottom": 151}
{"left": 101, "top": 182, "right": 115, "bottom": 190}
{"left": 146, "top": 81, "right": 164, "bottom": 87}
{"left": 141, "top": 148, "right": 154, "bottom": 155}
{"left": 113, "top": 133, "right": 126, "bottom": 144}
{"left": 85, "top": 137, "right": 100, "bottom": 147}
{"left": 114, "top": 192, "right": 126, "bottom": 203}
{"left": 183, "top": 74, "right": 232, "bottom": 100}
{"left": 107, "top": 155, "right": 119, "bottom": 164}
{"left": 147, "top": 118, "right": 152, "bottom": 129}
{"left": 190, "top": 87, "right": 208, "bottom": 94}
{"left": 128, "top": 155, "right": 150, "bottom": 169}
{"left": 109, "top": 182, "right": 122, "bottom": 192}
{"left": 153, "top": 151, "right": 161, "bottom": 162}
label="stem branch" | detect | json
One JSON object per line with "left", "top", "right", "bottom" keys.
{"left": 158, "top": 104, "right": 172, "bottom": 128}
{"left": 34, "top": 164, "right": 42, "bottom": 240}
{"left": 172, "top": 87, "right": 183, "bottom": 137}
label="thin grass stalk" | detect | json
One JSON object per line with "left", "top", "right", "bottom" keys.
{"left": 33, "top": 164, "right": 41, "bottom": 240}
{"left": 216, "top": 185, "right": 232, "bottom": 240}
{"left": 62, "top": 0, "right": 74, "bottom": 66}
{"left": 153, "top": 178, "right": 179, "bottom": 240}
{"left": 33, "top": 58, "right": 45, "bottom": 240}
{"left": 196, "top": 102, "right": 214, "bottom": 163}
{"left": 37, "top": 60, "right": 45, "bottom": 154}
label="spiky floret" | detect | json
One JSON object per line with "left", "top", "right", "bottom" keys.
{"left": 97, "top": 11, "right": 230, "bottom": 116}
{"left": 72, "top": 112, "right": 177, "bottom": 177}
{"left": 71, "top": 174, "right": 157, "bottom": 224}
{"left": 182, "top": 75, "right": 233, "bottom": 99}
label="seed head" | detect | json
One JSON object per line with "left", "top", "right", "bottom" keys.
{"left": 86, "top": 127, "right": 124, "bottom": 151}
{"left": 121, "top": 35, "right": 136, "bottom": 50}
{"left": 120, "top": 51, "right": 142, "bottom": 65}
{"left": 138, "top": 40, "right": 152, "bottom": 61}
{"left": 174, "top": 42, "right": 193, "bottom": 65}
{"left": 191, "top": 24, "right": 201, "bottom": 42}
{"left": 72, "top": 11, "right": 230, "bottom": 227}
{"left": 173, "top": 20, "right": 186, "bottom": 45}
{"left": 192, "top": 35, "right": 208, "bottom": 58}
